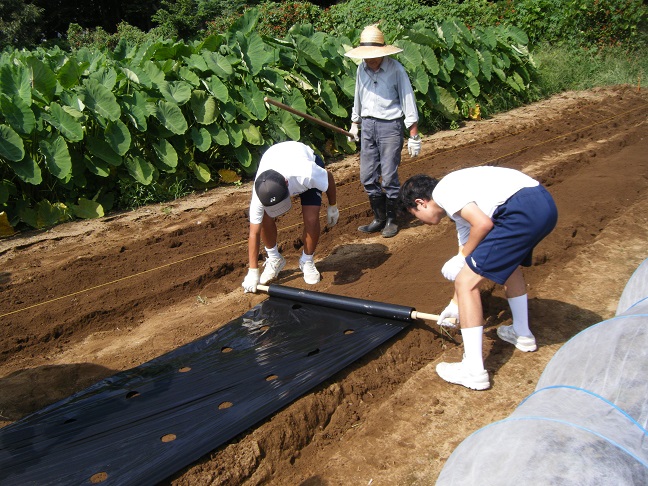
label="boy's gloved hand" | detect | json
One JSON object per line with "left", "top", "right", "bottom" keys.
{"left": 327, "top": 205, "right": 339, "bottom": 226}
{"left": 242, "top": 268, "right": 260, "bottom": 293}
{"left": 438, "top": 300, "right": 459, "bottom": 328}
{"left": 442, "top": 254, "right": 466, "bottom": 281}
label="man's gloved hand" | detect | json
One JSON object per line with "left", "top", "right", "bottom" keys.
{"left": 348, "top": 122, "right": 360, "bottom": 142}
{"left": 242, "top": 268, "right": 260, "bottom": 293}
{"left": 438, "top": 300, "right": 459, "bottom": 328}
{"left": 442, "top": 254, "right": 466, "bottom": 281}
{"left": 327, "top": 204, "right": 339, "bottom": 226}
{"left": 407, "top": 135, "right": 421, "bottom": 157}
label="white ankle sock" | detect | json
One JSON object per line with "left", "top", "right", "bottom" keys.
{"left": 461, "top": 326, "right": 485, "bottom": 372}
{"left": 265, "top": 245, "right": 281, "bottom": 259}
{"left": 509, "top": 294, "right": 532, "bottom": 337}
{"left": 300, "top": 252, "right": 313, "bottom": 264}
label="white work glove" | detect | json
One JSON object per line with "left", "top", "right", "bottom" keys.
{"left": 438, "top": 300, "right": 459, "bottom": 328}
{"left": 242, "top": 268, "right": 260, "bottom": 293}
{"left": 348, "top": 122, "right": 360, "bottom": 142}
{"left": 407, "top": 136, "right": 421, "bottom": 157}
{"left": 441, "top": 254, "right": 466, "bottom": 281}
{"left": 327, "top": 204, "right": 339, "bottom": 226}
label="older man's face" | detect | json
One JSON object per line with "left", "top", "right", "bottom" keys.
{"left": 365, "top": 57, "right": 384, "bottom": 72}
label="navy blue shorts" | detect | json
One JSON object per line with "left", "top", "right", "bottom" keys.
{"left": 466, "top": 185, "right": 558, "bottom": 285}
{"left": 300, "top": 154, "right": 325, "bottom": 207}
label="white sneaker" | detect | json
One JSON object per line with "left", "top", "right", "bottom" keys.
{"left": 497, "top": 325, "right": 537, "bottom": 352}
{"left": 299, "top": 260, "right": 321, "bottom": 284}
{"left": 259, "top": 256, "right": 286, "bottom": 284}
{"left": 436, "top": 361, "right": 490, "bottom": 390}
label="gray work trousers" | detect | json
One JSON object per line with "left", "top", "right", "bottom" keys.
{"left": 359, "top": 117, "right": 404, "bottom": 199}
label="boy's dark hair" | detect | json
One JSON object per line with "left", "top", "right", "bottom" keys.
{"left": 398, "top": 174, "right": 439, "bottom": 210}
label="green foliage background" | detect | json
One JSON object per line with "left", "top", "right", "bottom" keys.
{"left": 0, "top": 0, "right": 646, "bottom": 231}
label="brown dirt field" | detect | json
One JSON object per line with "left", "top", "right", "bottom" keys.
{"left": 1, "top": 85, "right": 648, "bottom": 485}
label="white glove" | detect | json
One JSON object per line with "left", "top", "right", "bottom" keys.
{"left": 441, "top": 254, "right": 466, "bottom": 281}
{"left": 327, "top": 204, "right": 339, "bottom": 226}
{"left": 242, "top": 268, "right": 260, "bottom": 293}
{"left": 407, "top": 136, "right": 421, "bottom": 157}
{"left": 438, "top": 301, "right": 459, "bottom": 328}
{"left": 348, "top": 122, "right": 360, "bottom": 142}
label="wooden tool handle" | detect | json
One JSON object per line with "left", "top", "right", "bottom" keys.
{"left": 264, "top": 97, "right": 354, "bottom": 138}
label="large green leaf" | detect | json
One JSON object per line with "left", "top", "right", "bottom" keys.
{"left": 142, "top": 61, "right": 166, "bottom": 86}
{"left": 158, "top": 81, "right": 192, "bottom": 105}
{"left": 8, "top": 154, "right": 41, "bottom": 184}
{"left": 191, "top": 127, "right": 212, "bottom": 152}
{"left": 205, "top": 123, "right": 229, "bottom": 145}
{"left": 319, "top": 81, "right": 346, "bottom": 118}
{"left": 201, "top": 51, "right": 233, "bottom": 78}
{"left": 86, "top": 136, "right": 122, "bottom": 166}
{"left": 89, "top": 67, "right": 117, "bottom": 91}
{"left": 478, "top": 49, "right": 493, "bottom": 81}
{"left": 411, "top": 65, "right": 429, "bottom": 95}
{"left": 240, "top": 81, "right": 267, "bottom": 120}
{"left": 240, "top": 31, "right": 271, "bottom": 76}
{"left": 0, "top": 125, "right": 25, "bottom": 162}
{"left": 122, "top": 66, "right": 153, "bottom": 88}
{"left": 190, "top": 161, "right": 211, "bottom": 183}
{"left": 0, "top": 64, "right": 32, "bottom": 105}
{"left": 396, "top": 40, "right": 423, "bottom": 73}
{"left": 45, "top": 103, "right": 84, "bottom": 142}
{"left": 124, "top": 155, "right": 154, "bottom": 185}
{"left": 26, "top": 57, "right": 58, "bottom": 103}
{"left": 83, "top": 154, "right": 111, "bottom": 177}
{"left": 190, "top": 90, "right": 218, "bottom": 125}
{"left": 179, "top": 66, "right": 200, "bottom": 86}
{"left": 71, "top": 198, "right": 104, "bottom": 219}
{"left": 419, "top": 45, "right": 440, "bottom": 76}
{"left": 58, "top": 57, "right": 86, "bottom": 89}
{"left": 240, "top": 121, "right": 263, "bottom": 146}
{"left": 39, "top": 136, "right": 72, "bottom": 179}
{"left": 79, "top": 79, "right": 121, "bottom": 122}
{"left": 233, "top": 144, "right": 253, "bottom": 168}
{"left": 226, "top": 123, "right": 243, "bottom": 148}
{"left": 152, "top": 138, "right": 179, "bottom": 170}
{"left": 270, "top": 110, "right": 300, "bottom": 141}
{"left": 105, "top": 119, "right": 131, "bottom": 156}
{"left": 0, "top": 94, "right": 35, "bottom": 135}
{"left": 154, "top": 101, "right": 188, "bottom": 135}
{"left": 294, "top": 34, "right": 327, "bottom": 68}
{"left": 463, "top": 46, "right": 480, "bottom": 77}
{"left": 202, "top": 76, "right": 229, "bottom": 103}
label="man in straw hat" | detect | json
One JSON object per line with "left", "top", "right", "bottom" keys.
{"left": 242, "top": 141, "right": 339, "bottom": 293}
{"left": 345, "top": 24, "right": 420, "bottom": 238}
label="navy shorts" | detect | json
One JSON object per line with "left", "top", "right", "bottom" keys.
{"left": 466, "top": 185, "right": 558, "bottom": 285}
{"left": 300, "top": 154, "right": 325, "bottom": 206}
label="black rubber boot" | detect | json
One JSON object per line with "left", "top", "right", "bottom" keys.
{"left": 381, "top": 198, "right": 399, "bottom": 238}
{"left": 358, "top": 195, "right": 386, "bottom": 233}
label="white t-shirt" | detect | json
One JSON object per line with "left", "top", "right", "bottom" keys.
{"left": 249, "top": 141, "right": 329, "bottom": 224}
{"left": 432, "top": 166, "right": 539, "bottom": 246}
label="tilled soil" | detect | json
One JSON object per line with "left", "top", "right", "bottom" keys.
{"left": 1, "top": 85, "right": 648, "bottom": 485}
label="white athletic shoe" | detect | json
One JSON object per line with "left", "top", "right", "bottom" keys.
{"left": 497, "top": 325, "right": 537, "bottom": 352}
{"left": 259, "top": 256, "right": 286, "bottom": 284}
{"left": 436, "top": 361, "right": 490, "bottom": 390}
{"left": 299, "top": 260, "right": 321, "bottom": 284}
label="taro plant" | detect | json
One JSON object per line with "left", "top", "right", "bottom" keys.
{"left": 0, "top": 8, "right": 536, "bottom": 232}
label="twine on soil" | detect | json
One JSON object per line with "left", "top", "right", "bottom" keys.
{"left": 3, "top": 102, "right": 646, "bottom": 320}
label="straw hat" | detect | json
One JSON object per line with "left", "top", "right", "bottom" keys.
{"left": 344, "top": 25, "right": 403, "bottom": 59}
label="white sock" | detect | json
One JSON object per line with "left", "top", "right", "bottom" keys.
{"left": 265, "top": 245, "right": 281, "bottom": 260}
{"left": 300, "top": 251, "right": 313, "bottom": 264}
{"left": 509, "top": 294, "right": 532, "bottom": 337}
{"left": 461, "top": 326, "right": 485, "bottom": 372}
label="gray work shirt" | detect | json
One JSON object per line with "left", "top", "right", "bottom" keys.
{"left": 350, "top": 56, "right": 419, "bottom": 129}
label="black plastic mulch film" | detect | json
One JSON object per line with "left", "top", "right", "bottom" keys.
{"left": 0, "top": 285, "right": 415, "bottom": 485}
